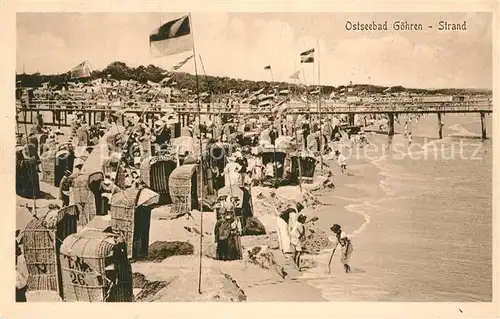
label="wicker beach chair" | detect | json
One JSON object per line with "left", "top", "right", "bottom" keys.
{"left": 40, "top": 145, "right": 75, "bottom": 187}
{"left": 22, "top": 204, "right": 79, "bottom": 298}
{"left": 290, "top": 152, "right": 317, "bottom": 183}
{"left": 109, "top": 188, "right": 159, "bottom": 260}
{"left": 59, "top": 231, "right": 133, "bottom": 302}
{"left": 16, "top": 146, "right": 40, "bottom": 199}
{"left": 140, "top": 155, "right": 177, "bottom": 204}
{"left": 71, "top": 172, "right": 105, "bottom": 226}
{"left": 261, "top": 147, "right": 287, "bottom": 179}
{"left": 169, "top": 164, "right": 199, "bottom": 215}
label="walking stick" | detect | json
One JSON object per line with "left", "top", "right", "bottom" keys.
{"left": 327, "top": 247, "right": 337, "bottom": 274}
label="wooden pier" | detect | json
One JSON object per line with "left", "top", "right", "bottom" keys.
{"left": 16, "top": 98, "right": 493, "bottom": 139}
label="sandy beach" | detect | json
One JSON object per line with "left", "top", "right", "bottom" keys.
{"left": 16, "top": 111, "right": 492, "bottom": 302}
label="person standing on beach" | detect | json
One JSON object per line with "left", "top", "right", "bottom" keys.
{"left": 335, "top": 150, "right": 348, "bottom": 175}
{"left": 214, "top": 207, "right": 242, "bottom": 261}
{"left": 328, "top": 224, "right": 353, "bottom": 273}
{"left": 290, "top": 214, "right": 307, "bottom": 271}
{"left": 59, "top": 170, "right": 73, "bottom": 207}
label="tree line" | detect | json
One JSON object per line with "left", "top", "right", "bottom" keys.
{"left": 16, "top": 61, "right": 491, "bottom": 96}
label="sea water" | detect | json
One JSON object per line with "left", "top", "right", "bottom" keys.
{"left": 301, "top": 113, "right": 492, "bottom": 301}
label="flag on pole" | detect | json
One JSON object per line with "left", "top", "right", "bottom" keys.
{"left": 289, "top": 70, "right": 300, "bottom": 80}
{"left": 310, "top": 88, "right": 320, "bottom": 95}
{"left": 259, "top": 100, "right": 272, "bottom": 107}
{"left": 70, "top": 61, "right": 92, "bottom": 79}
{"left": 258, "top": 93, "right": 275, "bottom": 107}
{"left": 252, "top": 88, "right": 265, "bottom": 96}
{"left": 264, "top": 65, "right": 271, "bottom": 70}
{"left": 150, "top": 15, "right": 193, "bottom": 57}
{"left": 300, "top": 48, "right": 315, "bottom": 63}
{"left": 160, "top": 76, "right": 173, "bottom": 86}
{"left": 172, "top": 54, "right": 194, "bottom": 71}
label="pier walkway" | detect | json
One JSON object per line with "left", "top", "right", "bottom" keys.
{"left": 16, "top": 98, "right": 493, "bottom": 139}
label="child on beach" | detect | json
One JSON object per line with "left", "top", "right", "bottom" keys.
{"left": 328, "top": 224, "right": 354, "bottom": 274}
{"left": 335, "top": 150, "right": 348, "bottom": 175}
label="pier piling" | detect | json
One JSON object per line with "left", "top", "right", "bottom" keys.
{"left": 437, "top": 112, "right": 443, "bottom": 139}
{"left": 480, "top": 112, "right": 486, "bottom": 139}
{"left": 387, "top": 113, "right": 395, "bottom": 136}
{"left": 348, "top": 113, "right": 355, "bottom": 126}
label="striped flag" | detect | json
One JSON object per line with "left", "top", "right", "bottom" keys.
{"left": 150, "top": 15, "right": 193, "bottom": 57}
{"left": 300, "top": 48, "right": 315, "bottom": 63}
{"left": 259, "top": 93, "right": 275, "bottom": 101}
{"left": 70, "top": 61, "right": 92, "bottom": 79}
{"left": 310, "top": 88, "right": 320, "bottom": 95}
{"left": 259, "top": 100, "right": 272, "bottom": 107}
{"left": 289, "top": 70, "right": 300, "bottom": 80}
{"left": 252, "top": 88, "right": 265, "bottom": 96}
{"left": 172, "top": 54, "right": 194, "bottom": 71}
{"left": 258, "top": 92, "right": 275, "bottom": 107}
{"left": 264, "top": 65, "right": 271, "bottom": 70}
{"left": 279, "top": 89, "right": 290, "bottom": 96}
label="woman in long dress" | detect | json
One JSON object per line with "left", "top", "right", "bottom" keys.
{"left": 214, "top": 207, "right": 242, "bottom": 261}
{"left": 273, "top": 196, "right": 291, "bottom": 254}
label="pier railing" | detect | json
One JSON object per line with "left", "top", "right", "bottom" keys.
{"left": 16, "top": 98, "right": 493, "bottom": 127}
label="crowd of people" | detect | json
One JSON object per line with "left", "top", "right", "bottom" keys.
{"left": 16, "top": 89, "right": 366, "bottom": 300}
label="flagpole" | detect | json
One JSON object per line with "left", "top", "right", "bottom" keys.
{"left": 188, "top": 12, "right": 204, "bottom": 295}
{"left": 290, "top": 84, "right": 303, "bottom": 192}
{"left": 300, "top": 65, "right": 312, "bottom": 145}
{"left": 317, "top": 41, "right": 323, "bottom": 168}
{"left": 198, "top": 54, "right": 213, "bottom": 120}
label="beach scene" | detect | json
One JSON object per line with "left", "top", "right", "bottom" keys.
{"left": 13, "top": 12, "right": 492, "bottom": 302}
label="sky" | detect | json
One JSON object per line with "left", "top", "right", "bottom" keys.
{"left": 17, "top": 12, "right": 492, "bottom": 89}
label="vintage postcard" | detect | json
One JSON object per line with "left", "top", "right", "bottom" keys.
{"left": 1, "top": 1, "right": 498, "bottom": 318}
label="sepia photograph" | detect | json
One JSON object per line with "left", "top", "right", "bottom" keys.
{"left": 12, "top": 10, "right": 493, "bottom": 304}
